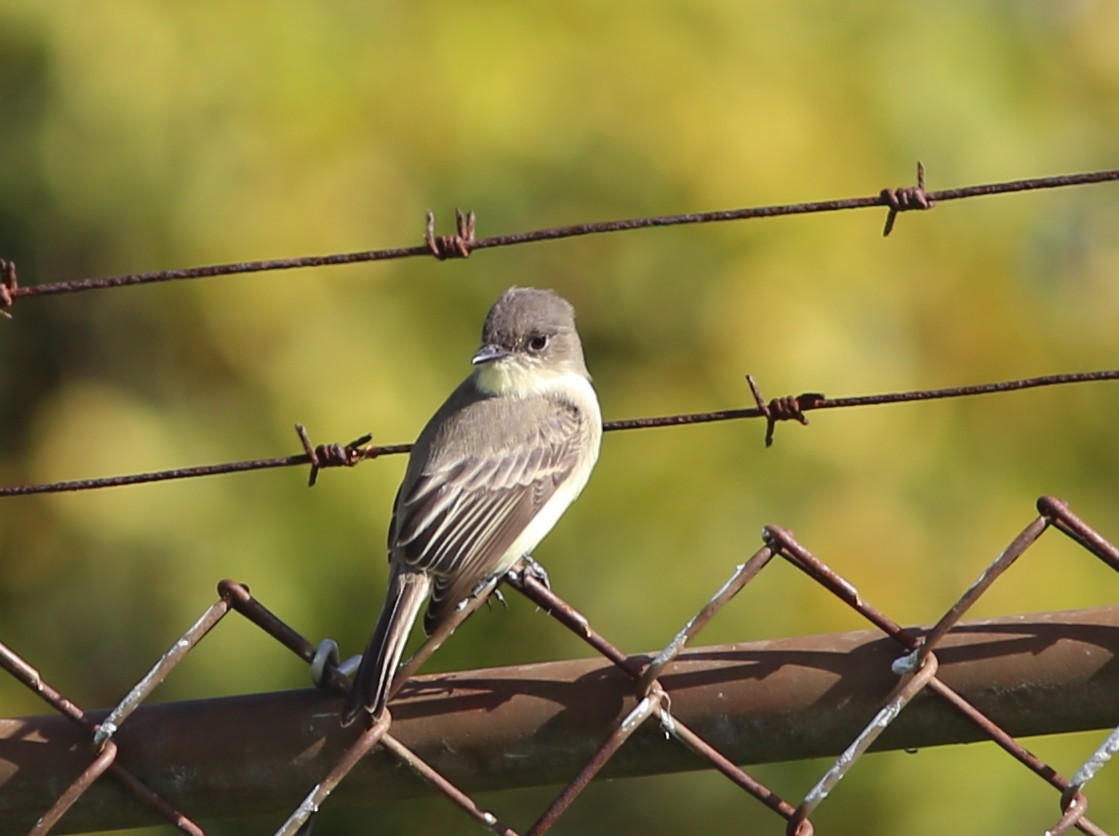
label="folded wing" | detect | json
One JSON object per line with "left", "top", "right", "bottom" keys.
{"left": 392, "top": 394, "right": 586, "bottom": 634}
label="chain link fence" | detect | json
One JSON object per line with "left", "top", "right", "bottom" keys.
{"left": 2, "top": 495, "right": 1116, "bottom": 835}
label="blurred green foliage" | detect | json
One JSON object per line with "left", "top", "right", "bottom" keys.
{"left": 1, "top": 2, "right": 1118, "bottom": 834}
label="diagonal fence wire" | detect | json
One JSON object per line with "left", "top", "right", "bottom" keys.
{"left": 2, "top": 494, "right": 1116, "bottom": 834}
{"left": 1, "top": 165, "right": 1116, "bottom": 314}
{"left": 1, "top": 369, "right": 1116, "bottom": 498}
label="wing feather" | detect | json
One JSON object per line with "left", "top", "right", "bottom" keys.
{"left": 390, "top": 387, "right": 589, "bottom": 635}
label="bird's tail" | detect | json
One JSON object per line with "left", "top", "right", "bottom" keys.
{"left": 341, "top": 568, "right": 431, "bottom": 727}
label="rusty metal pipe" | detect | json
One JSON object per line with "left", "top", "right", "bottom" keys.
{"left": 1, "top": 605, "right": 1116, "bottom": 834}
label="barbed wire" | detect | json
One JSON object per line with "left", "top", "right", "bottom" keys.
{"left": 1, "top": 165, "right": 1116, "bottom": 316}
{"left": 0, "top": 369, "right": 1114, "bottom": 498}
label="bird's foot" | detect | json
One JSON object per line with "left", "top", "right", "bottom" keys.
{"left": 515, "top": 554, "right": 551, "bottom": 589}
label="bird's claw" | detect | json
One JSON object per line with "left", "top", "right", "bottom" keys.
{"left": 486, "top": 588, "right": 508, "bottom": 610}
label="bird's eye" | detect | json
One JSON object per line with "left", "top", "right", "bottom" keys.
{"left": 528, "top": 335, "right": 549, "bottom": 352}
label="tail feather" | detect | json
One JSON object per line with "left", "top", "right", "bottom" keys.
{"left": 341, "top": 568, "right": 431, "bottom": 726}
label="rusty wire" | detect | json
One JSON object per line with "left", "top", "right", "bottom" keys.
{"left": 1, "top": 369, "right": 1116, "bottom": 498}
{"left": 0, "top": 165, "right": 1116, "bottom": 315}
{"left": 2, "top": 495, "right": 1116, "bottom": 834}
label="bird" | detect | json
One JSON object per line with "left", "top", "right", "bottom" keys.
{"left": 341, "top": 287, "right": 602, "bottom": 726}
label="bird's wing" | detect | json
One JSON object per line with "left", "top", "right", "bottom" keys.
{"left": 392, "top": 392, "right": 587, "bottom": 634}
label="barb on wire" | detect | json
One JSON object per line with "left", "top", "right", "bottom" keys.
{"left": 745, "top": 374, "right": 822, "bottom": 447}
{"left": 1, "top": 369, "right": 1114, "bottom": 499}
{"left": 880, "top": 161, "right": 934, "bottom": 236}
{"left": 426, "top": 209, "right": 476, "bottom": 259}
{"left": 3, "top": 166, "right": 1117, "bottom": 309}
{"left": 0, "top": 424, "right": 411, "bottom": 497}
{"left": 296, "top": 423, "right": 374, "bottom": 487}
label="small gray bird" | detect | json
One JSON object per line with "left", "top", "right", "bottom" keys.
{"left": 342, "top": 287, "right": 602, "bottom": 726}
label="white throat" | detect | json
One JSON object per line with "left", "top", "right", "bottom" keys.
{"left": 474, "top": 359, "right": 587, "bottom": 399}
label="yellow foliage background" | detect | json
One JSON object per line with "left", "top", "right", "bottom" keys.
{"left": 1, "top": 3, "right": 1118, "bottom": 834}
